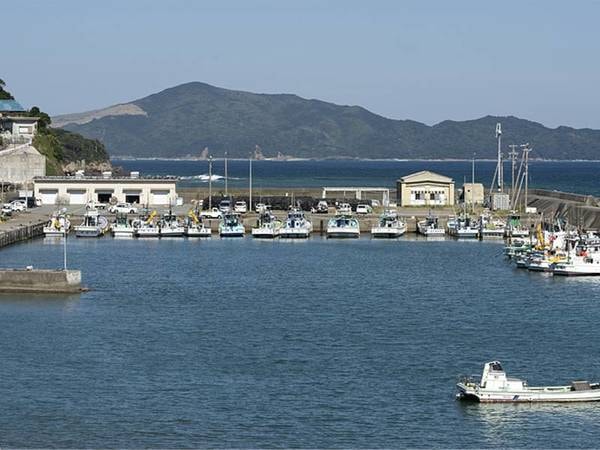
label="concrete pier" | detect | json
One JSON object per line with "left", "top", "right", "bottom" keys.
{"left": 0, "top": 269, "right": 83, "bottom": 293}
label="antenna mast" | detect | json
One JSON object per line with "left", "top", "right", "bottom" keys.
{"left": 495, "top": 123, "right": 503, "bottom": 192}
{"left": 508, "top": 144, "right": 519, "bottom": 207}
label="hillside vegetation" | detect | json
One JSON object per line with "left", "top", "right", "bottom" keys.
{"left": 1, "top": 78, "right": 110, "bottom": 174}
{"left": 57, "top": 81, "right": 600, "bottom": 160}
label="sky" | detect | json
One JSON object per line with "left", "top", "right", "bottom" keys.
{"left": 3, "top": 0, "right": 600, "bottom": 128}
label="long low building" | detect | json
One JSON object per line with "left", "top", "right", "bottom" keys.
{"left": 34, "top": 174, "right": 178, "bottom": 206}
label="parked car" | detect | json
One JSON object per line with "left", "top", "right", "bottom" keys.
{"left": 200, "top": 207, "right": 223, "bottom": 219}
{"left": 218, "top": 199, "right": 232, "bottom": 213}
{"left": 234, "top": 201, "right": 247, "bottom": 213}
{"left": 356, "top": 204, "right": 373, "bottom": 214}
{"left": 86, "top": 200, "right": 107, "bottom": 210}
{"left": 1, "top": 204, "right": 13, "bottom": 216}
{"left": 109, "top": 202, "right": 138, "bottom": 214}
{"left": 254, "top": 203, "right": 272, "bottom": 213}
{"left": 336, "top": 202, "right": 352, "bottom": 214}
{"left": 9, "top": 200, "right": 26, "bottom": 211}
{"left": 315, "top": 200, "right": 329, "bottom": 213}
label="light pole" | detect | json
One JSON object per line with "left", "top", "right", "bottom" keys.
{"left": 249, "top": 153, "right": 253, "bottom": 212}
{"left": 208, "top": 155, "right": 213, "bottom": 209}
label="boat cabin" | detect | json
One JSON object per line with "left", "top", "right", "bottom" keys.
{"left": 480, "top": 361, "right": 526, "bottom": 391}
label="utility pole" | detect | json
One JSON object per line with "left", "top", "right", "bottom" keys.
{"left": 224, "top": 151, "right": 228, "bottom": 197}
{"left": 495, "top": 123, "right": 503, "bottom": 192}
{"left": 63, "top": 229, "right": 67, "bottom": 270}
{"left": 521, "top": 143, "right": 531, "bottom": 212}
{"left": 249, "top": 152, "right": 253, "bottom": 212}
{"left": 509, "top": 144, "right": 519, "bottom": 206}
{"left": 208, "top": 155, "right": 213, "bottom": 209}
{"left": 471, "top": 152, "right": 476, "bottom": 213}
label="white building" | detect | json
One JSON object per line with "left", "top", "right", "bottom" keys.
{"left": 34, "top": 174, "right": 178, "bottom": 206}
{"left": 396, "top": 170, "right": 455, "bottom": 207}
{"left": 0, "top": 144, "right": 46, "bottom": 184}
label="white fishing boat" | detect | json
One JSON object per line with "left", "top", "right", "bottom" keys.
{"left": 447, "top": 216, "right": 479, "bottom": 239}
{"left": 505, "top": 215, "right": 530, "bottom": 238}
{"left": 111, "top": 213, "right": 135, "bottom": 238}
{"left": 479, "top": 215, "right": 505, "bottom": 239}
{"left": 279, "top": 208, "right": 312, "bottom": 239}
{"left": 457, "top": 361, "right": 600, "bottom": 403}
{"left": 43, "top": 211, "right": 71, "bottom": 236}
{"left": 74, "top": 209, "right": 108, "bottom": 237}
{"left": 417, "top": 215, "right": 445, "bottom": 236}
{"left": 219, "top": 213, "right": 245, "bottom": 237}
{"left": 159, "top": 212, "right": 185, "bottom": 237}
{"left": 553, "top": 242, "right": 600, "bottom": 276}
{"left": 327, "top": 214, "right": 360, "bottom": 239}
{"left": 185, "top": 210, "right": 211, "bottom": 237}
{"left": 251, "top": 212, "right": 282, "bottom": 238}
{"left": 135, "top": 211, "right": 160, "bottom": 238}
{"left": 371, "top": 210, "right": 406, "bottom": 238}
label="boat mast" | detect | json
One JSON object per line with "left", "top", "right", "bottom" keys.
{"left": 522, "top": 143, "right": 531, "bottom": 212}
{"left": 509, "top": 144, "right": 518, "bottom": 207}
{"left": 208, "top": 154, "right": 213, "bottom": 209}
{"left": 224, "top": 151, "right": 229, "bottom": 197}
{"left": 249, "top": 152, "right": 253, "bottom": 212}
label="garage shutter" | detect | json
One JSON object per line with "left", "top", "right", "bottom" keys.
{"left": 151, "top": 190, "right": 170, "bottom": 205}
{"left": 39, "top": 189, "right": 58, "bottom": 205}
{"left": 67, "top": 189, "right": 87, "bottom": 204}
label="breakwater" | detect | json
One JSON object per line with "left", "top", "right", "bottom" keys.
{"left": 0, "top": 268, "right": 83, "bottom": 293}
{"left": 0, "top": 222, "right": 45, "bottom": 249}
{"left": 529, "top": 189, "right": 600, "bottom": 229}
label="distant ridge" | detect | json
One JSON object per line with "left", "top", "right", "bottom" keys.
{"left": 55, "top": 82, "right": 600, "bottom": 160}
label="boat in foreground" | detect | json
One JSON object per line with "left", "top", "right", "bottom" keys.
{"left": 417, "top": 215, "right": 445, "bottom": 237}
{"left": 252, "top": 211, "right": 281, "bottom": 238}
{"left": 457, "top": 361, "right": 600, "bottom": 403}
{"left": 74, "top": 210, "right": 108, "bottom": 237}
{"left": 43, "top": 211, "right": 71, "bottom": 236}
{"left": 111, "top": 213, "right": 135, "bottom": 238}
{"left": 185, "top": 210, "right": 211, "bottom": 237}
{"left": 219, "top": 213, "right": 245, "bottom": 237}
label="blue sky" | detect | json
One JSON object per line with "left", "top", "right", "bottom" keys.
{"left": 3, "top": 0, "right": 599, "bottom": 128}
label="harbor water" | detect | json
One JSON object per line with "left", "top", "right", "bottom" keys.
{"left": 1, "top": 236, "right": 600, "bottom": 447}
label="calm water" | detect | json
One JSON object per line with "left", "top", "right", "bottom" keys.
{"left": 2, "top": 236, "right": 600, "bottom": 447}
{"left": 115, "top": 159, "right": 600, "bottom": 196}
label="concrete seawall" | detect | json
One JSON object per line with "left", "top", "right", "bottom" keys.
{"left": 528, "top": 189, "right": 600, "bottom": 229}
{"left": 0, "top": 269, "right": 83, "bottom": 293}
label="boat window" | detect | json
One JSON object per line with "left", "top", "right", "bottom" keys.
{"left": 490, "top": 362, "right": 503, "bottom": 372}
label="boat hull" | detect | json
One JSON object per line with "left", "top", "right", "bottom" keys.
{"left": 279, "top": 228, "right": 311, "bottom": 239}
{"left": 186, "top": 228, "right": 211, "bottom": 237}
{"left": 371, "top": 226, "right": 405, "bottom": 238}
{"left": 457, "top": 386, "right": 600, "bottom": 403}
{"left": 327, "top": 228, "right": 360, "bottom": 239}
{"left": 74, "top": 226, "right": 104, "bottom": 238}
{"left": 252, "top": 229, "right": 279, "bottom": 238}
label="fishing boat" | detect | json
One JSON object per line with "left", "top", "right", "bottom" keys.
{"left": 326, "top": 214, "right": 360, "bottom": 239}
{"left": 185, "top": 209, "right": 211, "bottom": 237}
{"left": 371, "top": 210, "right": 406, "bottom": 238}
{"left": 74, "top": 209, "right": 108, "bottom": 237}
{"left": 279, "top": 208, "right": 312, "bottom": 238}
{"left": 111, "top": 213, "right": 135, "bottom": 238}
{"left": 505, "top": 214, "right": 530, "bottom": 238}
{"left": 219, "top": 213, "right": 245, "bottom": 237}
{"left": 135, "top": 211, "right": 160, "bottom": 237}
{"left": 447, "top": 216, "right": 479, "bottom": 239}
{"left": 43, "top": 211, "right": 71, "bottom": 236}
{"left": 553, "top": 242, "right": 600, "bottom": 276}
{"left": 251, "top": 211, "right": 282, "bottom": 238}
{"left": 479, "top": 214, "right": 505, "bottom": 239}
{"left": 417, "top": 215, "right": 445, "bottom": 236}
{"left": 159, "top": 212, "right": 185, "bottom": 237}
{"left": 457, "top": 361, "right": 600, "bottom": 403}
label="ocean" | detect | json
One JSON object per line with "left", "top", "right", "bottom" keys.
{"left": 115, "top": 159, "right": 600, "bottom": 196}
{"left": 1, "top": 236, "right": 600, "bottom": 447}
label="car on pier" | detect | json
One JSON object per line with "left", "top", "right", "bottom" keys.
{"left": 356, "top": 204, "right": 373, "bottom": 214}
{"left": 200, "top": 207, "right": 223, "bottom": 219}
{"left": 109, "top": 202, "right": 138, "bottom": 214}
{"left": 234, "top": 201, "right": 247, "bottom": 213}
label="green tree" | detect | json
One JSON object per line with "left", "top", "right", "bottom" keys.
{"left": 29, "top": 106, "right": 52, "bottom": 129}
{"left": 0, "top": 78, "right": 14, "bottom": 100}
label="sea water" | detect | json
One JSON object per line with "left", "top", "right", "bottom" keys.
{"left": 1, "top": 236, "right": 600, "bottom": 447}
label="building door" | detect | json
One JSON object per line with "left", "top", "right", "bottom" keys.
{"left": 96, "top": 190, "right": 114, "bottom": 203}
{"left": 67, "top": 189, "right": 87, "bottom": 204}
{"left": 39, "top": 189, "right": 58, "bottom": 205}
{"left": 151, "top": 190, "right": 170, "bottom": 205}
{"left": 123, "top": 189, "right": 142, "bottom": 204}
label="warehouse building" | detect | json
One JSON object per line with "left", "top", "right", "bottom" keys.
{"left": 396, "top": 170, "right": 455, "bottom": 207}
{"left": 33, "top": 173, "right": 178, "bottom": 206}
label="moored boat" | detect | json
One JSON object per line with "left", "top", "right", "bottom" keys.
{"left": 371, "top": 210, "right": 406, "bottom": 238}
{"left": 219, "top": 213, "right": 245, "bottom": 237}
{"left": 159, "top": 212, "right": 185, "bottom": 237}
{"left": 279, "top": 208, "right": 312, "bottom": 239}
{"left": 74, "top": 209, "right": 108, "bottom": 237}
{"left": 43, "top": 211, "right": 71, "bottom": 236}
{"left": 185, "top": 209, "right": 211, "bottom": 237}
{"left": 111, "top": 213, "right": 135, "bottom": 238}
{"left": 417, "top": 215, "right": 445, "bottom": 237}
{"left": 252, "top": 211, "right": 282, "bottom": 238}
{"left": 135, "top": 210, "right": 160, "bottom": 237}
{"left": 457, "top": 361, "right": 600, "bottom": 403}
{"left": 326, "top": 214, "right": 360, "bottom": 239}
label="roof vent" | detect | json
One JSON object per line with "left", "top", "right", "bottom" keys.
{"left": 130, "top": 171, "right": 140, "bottom": 179}
{"left": 102, "top": 171, "right": 112, "bottom": 179}
{"left": 75, "top": 170, "right": 84, "bottom": 179}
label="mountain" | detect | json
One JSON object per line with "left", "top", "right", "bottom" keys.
{"left": 55, "top": 82, "right": 600, "bottom": 160}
